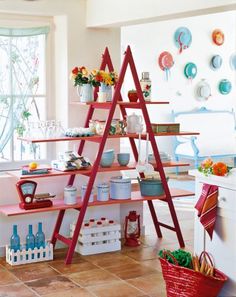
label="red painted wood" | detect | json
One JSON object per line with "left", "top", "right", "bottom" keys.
{"left": 0, "top": 189, "right": 194, "bottom": 217}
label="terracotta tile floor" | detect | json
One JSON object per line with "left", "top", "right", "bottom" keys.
{"left": 0, "top": 200, "right": 194, "bottom": 297}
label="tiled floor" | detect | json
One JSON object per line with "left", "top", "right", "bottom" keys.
{"left": 0, "top": 200, "right": 194, "bottom": 297}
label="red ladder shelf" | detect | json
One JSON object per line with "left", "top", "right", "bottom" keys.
{"left": 49, "top": 46, "right": 191, "bottom": 264}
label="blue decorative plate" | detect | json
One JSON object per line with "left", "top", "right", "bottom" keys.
{"left": 210, "top": 55, "right": 222, "bottom": 70}
{"left": 219, "top": 79, "right": 232, "bottom": 95}
{"left": 229, "top": 53, "right": 236, "bottom": 71}
{"left": 184, "top": 62, "right": 197, "bottom": 79}
{"left": 174, "top": 27, "right": 192, "bottom": 53}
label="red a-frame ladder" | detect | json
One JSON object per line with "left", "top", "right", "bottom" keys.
{"left": 51, "top": 46, "right": 185, "bottom": 264}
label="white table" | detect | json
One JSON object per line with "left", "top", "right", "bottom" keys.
{"left": 189, "top": 169, "right": 236, "bottom": 297}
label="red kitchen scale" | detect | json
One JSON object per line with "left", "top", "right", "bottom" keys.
{"left": 16, "top": 180, "right": 54, "bottom": 210}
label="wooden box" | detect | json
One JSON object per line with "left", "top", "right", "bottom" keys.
{"left": 151, "top": 123, "right": 180, "bottom": 133}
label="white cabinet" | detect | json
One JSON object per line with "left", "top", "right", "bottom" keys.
{"left": 189, "top": 170, "right": 236, "bottom": 297}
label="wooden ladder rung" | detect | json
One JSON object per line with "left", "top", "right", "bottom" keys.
{"left": 55, "top": 233, "right": 72, "bottom": 246}
{"left": 158, "top": 222, "right": 176, "bottom": 231}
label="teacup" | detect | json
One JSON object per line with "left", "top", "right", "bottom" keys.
{"left": 117, "top": 153, "right": 130, "bottom": 166}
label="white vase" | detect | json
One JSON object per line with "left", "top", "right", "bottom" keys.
{"left": 77, "top": 84, "right": 94, "bottom": 102}
{"left": 99, "top": 83, "right": 112, "bottom": 102}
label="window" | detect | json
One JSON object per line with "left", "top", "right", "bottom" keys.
{"left": 0, "top": 26, "right": 50, "bottom": 170}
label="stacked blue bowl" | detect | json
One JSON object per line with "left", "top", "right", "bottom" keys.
{"left": 100, "top": 149, "right": 115, "bottom": 167}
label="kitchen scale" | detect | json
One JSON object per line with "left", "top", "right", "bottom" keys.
{"left": 16, "top": 180, "right": 54, "bottom": 210}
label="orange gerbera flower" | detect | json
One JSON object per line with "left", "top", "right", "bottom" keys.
{"left": 212, "top": 162, "right": 228, "bottom": 176}
{"left": 201, "top": 158, "right": 213, "bottom": 169}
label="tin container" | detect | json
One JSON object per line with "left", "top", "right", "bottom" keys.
{"left": 81, "top": 185, "right": 94, "bottom": 203}
{"left": 110, "top": 176, "right": 131, "bottom": 200}
{"left": 151, "top": 123, "right": 180, "bottom": 133}
{"left": 97, "top": 183, "right": 109, "bottom": 201}
{"left": 64, "top": 186, "right": 77, "bottom": 205}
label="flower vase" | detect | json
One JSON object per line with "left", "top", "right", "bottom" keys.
{"left": 77, "top": 84, "right": 94, "bottom": 102}
{"left": 99, "top": 83, "right": 112, "bottom": 102}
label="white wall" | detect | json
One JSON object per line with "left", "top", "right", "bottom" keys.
{"left": 87, "top": 0, "right": 236, "bottom": 27}
{"left": 121, "top": 11, "right": 236, "bottom": 162}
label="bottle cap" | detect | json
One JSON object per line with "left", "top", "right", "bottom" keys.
{"left": 101, "top": 217, "right": 106, "bottom": 221}
{"left": 89, "top": 219, "right": 95, "bottom": 222}
{"left": 109, "top": 220, "right": 114, "bottom": 224}
{"left": 142, "top": 72, "right": 149, "bottom": 79}
{"left": 84, "top": 223, "right": 89, "bottom": 227}
{"left": 97, "top": 221, "right": 102, "bottom": 225}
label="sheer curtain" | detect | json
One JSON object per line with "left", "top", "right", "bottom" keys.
{"left": 0, "top": 26, "right": 49, "bottom": 163}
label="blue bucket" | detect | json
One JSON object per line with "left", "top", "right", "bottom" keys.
{"left": 137, "top": 177, "right": 167, "bottom": 196}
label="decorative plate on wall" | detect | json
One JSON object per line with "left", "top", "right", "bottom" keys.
{"left": 229, "top": 53, "right": 236, "bottom": 71}
{"left": 210, "top": 55, "right": 222, "bottom": 70}
{"left": 212, "top": 29, "right": 224, "bottom": 46}
{"left": 158, "top": 51, "right": 174, "bottom": 80}
{"left": 195, "top": 79, "right": 211, "bottom": 101}
{"left": 184, "top": 62, "right": 197, "bottom": 80}
{"left": 174, "top": 27, "right": 192, "bottom": 54}
{"left": 218, "top": 79, "right": 232, "bottom": 95}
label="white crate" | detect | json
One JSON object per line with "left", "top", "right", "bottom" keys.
{"left": 70, "top": 221, "right": 121, "bottom": 256}
{"left": 6, "top": 242, "right": 53, "bottom": 266}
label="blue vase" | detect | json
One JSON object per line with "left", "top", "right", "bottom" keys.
{"left": 99, "top": 83, "right": 112, "bottom": 102}
{"left": 77, "top": 84, "right": 94, "bottom": 102}
{"left": 35, "top": 222, "right": 45, "bottom": 249}
{"left": 10, "top": 225, "right": 21, "bottom": 252}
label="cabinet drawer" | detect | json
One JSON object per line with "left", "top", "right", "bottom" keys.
{"left": 217, "top": 187, "right": 236, "bottom": 212}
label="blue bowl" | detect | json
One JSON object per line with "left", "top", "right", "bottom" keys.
{"left": 117, "top": 153, "right": 130, "bottom": 166}
{"left": 103, "top": 149, "right": 115, "bottom": 157}
{"left": 100, "top": 155, "right": 115, "bottom": 167}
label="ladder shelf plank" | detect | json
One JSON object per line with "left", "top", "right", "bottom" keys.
{"left": 0, "top": 188, "right": 194, "bottom": 217}
{"left": 8, "top": 161, "right": 190, "bottom": 179}
{"left": 17, "top": 131, "right": 199, "bottom": 143}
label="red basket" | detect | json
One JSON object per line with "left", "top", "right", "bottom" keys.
{"left": 159, "top": 251, "right": 227, "bottom": 297}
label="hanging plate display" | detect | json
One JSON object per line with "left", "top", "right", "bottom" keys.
{"left": 174, "top": 27, "right": 192, "bottom": 54}
{"left": 212, "top": 29, "right": 224, "bottom": 46}
{"left": 218, "top": 79, "right": 232, "bottom": 95}
{"left": 195, "top": 79, "right": 211, "bottom": 101}
{"left": 184, "top": 62, "right": 197, "bottom": 80}
{"left": 210, "top": 55, "right": 222, "bottom": 70}
{"left": 229, "top": 53, "right": 236, "bottom": 71}
{"left": 158, "top": 51, "right": 174, "bottom": 80}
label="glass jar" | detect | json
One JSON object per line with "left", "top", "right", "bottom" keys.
{"left": 95, "top": 120, "right": 106, "bottom": 135}
{"left": 140, "top": 72, "right": 151, "bottom": 101}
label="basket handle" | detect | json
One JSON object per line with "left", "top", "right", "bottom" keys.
{"left": 199, "top": 251, "right": 214, "bottom": 268}
{"left": 163, "top": 250, "right": 179, "bottom": 266}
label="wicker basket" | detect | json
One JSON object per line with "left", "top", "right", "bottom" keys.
{"left": 159, "top": 251, "right": 227, "bottom": 297}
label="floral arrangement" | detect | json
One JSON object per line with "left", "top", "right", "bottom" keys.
{"left": 70, "top": 67, "right": 118, "bottom": 87}
{"left": 70, "top": 66, "right": 100, "bottom": 87}
{"left": 198, "top": 158, "right": 232, "bottom": 176}
{"left": 92, "top": 69, "right": 118, "bottom": 86}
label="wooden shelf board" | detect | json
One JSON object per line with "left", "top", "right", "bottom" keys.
{"left": 70, "top": 101, "right": 170, "bottom": 106}
{"left": 8, "top": 161, "right": 190, "bottom": 180}
{"left": 17, "top": 131, "right": 199, "bottom": 143}
{"left": 0, "top": 188, "right": 194, "bottom": 217}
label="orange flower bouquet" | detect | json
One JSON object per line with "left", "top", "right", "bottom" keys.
{"left": 198, "top": 158, "right": 232, "bottom": 176}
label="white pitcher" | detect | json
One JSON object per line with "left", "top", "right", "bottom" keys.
{"left": 77, "top": 84, "right": 94, "bottom": 102}
{"left": 126, "top": 113, "right": 143, "bottom": 133}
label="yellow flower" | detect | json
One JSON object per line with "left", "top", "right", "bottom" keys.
{"left": 82, "top": 68, "right": 89, "bottom": 77}
{"left": 91, "top": 69, "right": 98, "bottom": 76}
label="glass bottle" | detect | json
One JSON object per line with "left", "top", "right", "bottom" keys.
{"left": 10, "top": 225, "right": 21, "bottom": 252}
{"left": 35, "top": 222, "right": 45, "bottom": 249}
{"left": 26, "top": 224, "right": 35, "bottom": 250}
{"left": 140, "top": 72, "right": 151, "bottom": 101}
